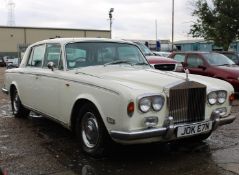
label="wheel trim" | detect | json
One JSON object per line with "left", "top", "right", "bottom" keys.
{"left": 13, "top": 92, "right": 20, "bottom": 113}
{"left": 81, "top": 112, "right": 100, "bottom": 149}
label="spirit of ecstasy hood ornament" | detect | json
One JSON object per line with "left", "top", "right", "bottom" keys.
{"left": 184, "top": 69, "right": 190, "bottom": 81}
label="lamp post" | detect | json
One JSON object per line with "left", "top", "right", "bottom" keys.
{"left": 171, "top": 0, "right": 174, "bottom": 51}
{"left": 109, "top": 8, "right": 114, "bottom": 39}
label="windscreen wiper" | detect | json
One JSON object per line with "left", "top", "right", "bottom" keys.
{"left": 218, "top": 64, "right": 230, "bottom": 66}
{"left": 133, "top": 62, "right": 149, "bottom": 66}
{"left": 104, "top": 60, "right": 133, "bottom": 66}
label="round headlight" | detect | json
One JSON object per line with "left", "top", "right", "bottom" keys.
{"left": 152, "top": 96, "right": 164, "bottom": 111}
{"left": 208, "top": 91, "right": 217, "bottom": 105}
{"left": 218, "top": 91, "right": 227, "bottom": 104}
{"left": 139, "top": 97, "right": 151, "bottom": 113}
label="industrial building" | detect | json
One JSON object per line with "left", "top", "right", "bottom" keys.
{"left": 0, "top": 26, "right": 110, "bottom": 58}
{"left": 174, "top": 39, "right": 239, "bottom": 52}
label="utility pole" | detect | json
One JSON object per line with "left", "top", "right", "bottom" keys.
{"left": 109, "top": 8, "right": 114, "bottom": 39}
{"left": 171, "top": 0, "right": 174, "bottom": 51}
{"left": 155, "top": 19, "right": 158, "bottom": 42}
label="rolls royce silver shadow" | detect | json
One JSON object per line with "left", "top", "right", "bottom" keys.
{"left": 2, "top": 38, "right": 236, "bottom": 156}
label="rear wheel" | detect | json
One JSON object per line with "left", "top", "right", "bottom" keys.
{"left": 75, "top": 103, "right": 112, "bottom": 157}
{"left": 11, "top": 88, "right": 30, "bottom": 118}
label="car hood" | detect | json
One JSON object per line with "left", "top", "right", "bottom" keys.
{"left": 146, "top": 56, "right": 178, "bottom": 64}
{"left": 74, "top": 65, "right": 232, "bottom": 92}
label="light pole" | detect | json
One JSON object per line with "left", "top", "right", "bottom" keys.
{"left": 109, "top": 8, "right": 114, "bottom": 39}
{"left": 171, "top": 0, "right": 174, "bottom": 51}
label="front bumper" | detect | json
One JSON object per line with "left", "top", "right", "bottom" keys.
{"left": 1, "top": 87, "right": 9, "bottom": 95}
{"left": 110, "top": 112, "right": 236, "bottom": 141}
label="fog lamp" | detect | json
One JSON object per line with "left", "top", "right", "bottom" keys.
{"left": 214, "top": 107, "right": 227, "bottom": 117}
{"left": 144, "top": 116, "right": 158, "bottom": 128}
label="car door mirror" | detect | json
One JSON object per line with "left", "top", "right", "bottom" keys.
{"left": 182, "top": 62, "right": 188, "bottom": 67}
{"left": 198, "top": 65, "right": 206, "bottom": 70}
{"left": 47, "top": 62, "right": 55, "bottom": 71}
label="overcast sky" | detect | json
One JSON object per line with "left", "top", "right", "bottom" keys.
{"left": 0, "top": 0, "right": 195, "bottom": 41}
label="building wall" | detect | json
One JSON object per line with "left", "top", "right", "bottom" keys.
{"left": 176, "top": 42, "right": 213, "bottom": 52}
{"left": 0, "top": 26, "right": 110, "bottom": 58}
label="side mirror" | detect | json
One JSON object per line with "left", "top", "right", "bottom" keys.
{"left": 182, "top": 62, "right": 188, "bottom": 67}
{"left": 47, "top": 62, "right": 55, "bottom": 71}
{"left": 198, "top": 65, "right": 206, "bottom": 70}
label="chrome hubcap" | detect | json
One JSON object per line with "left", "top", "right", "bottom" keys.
{"left": 13, "top": 92, "right": 19, "bottom": 113}
{"left": 81, "top": 112, "right": 99, "bottom": 148}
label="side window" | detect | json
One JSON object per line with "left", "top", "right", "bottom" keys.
{"left": 187, "top": 55, "right": 204, "bottom": 68}
{"left": 173, "top": 54, "right": 186, "bottom": 63}
{"left": 28, "top": 45, "right": 45, "bottom": 67}
{"left": 43, "top": 44, "right": 61, "bottom": 69}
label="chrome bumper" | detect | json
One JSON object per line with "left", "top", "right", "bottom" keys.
{"left": 1, "top": 87, "right": 9, "bottom": 95}
{"left": 110, "top": 112, "right": 236, "bottom": 141}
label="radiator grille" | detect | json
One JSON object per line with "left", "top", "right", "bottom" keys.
{"left": 168, "top": 81, "right": 206, "bottom": 124}
{"left": 154, "top": 64, "right": 175, "bottom": 71}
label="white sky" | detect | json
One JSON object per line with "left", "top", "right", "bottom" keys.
{"left": 0, "top": 0, "right": 195, "bottom": 41}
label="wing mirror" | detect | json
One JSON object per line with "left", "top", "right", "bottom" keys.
{"left": 47, "top": 62, "right": 55, "bottom": 71}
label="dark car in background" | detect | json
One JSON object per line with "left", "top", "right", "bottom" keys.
{"left": 215, "top": 51, "right": 239, "bottom": 65}
{"left": 169, "top": 52, "right": 239, "bottom": 92}
{"left": 0, "top": 57, "right": 6, "bottom": 67}
{"left": 135, "top": 42, "right": 183, "bottom": 72}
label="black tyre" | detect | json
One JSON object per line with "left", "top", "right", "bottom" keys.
{"left": 75, "top": 103, "right": 112, "bottom": 157}
{"left": 11, "top": 88, "right": 30, "bottom": 118}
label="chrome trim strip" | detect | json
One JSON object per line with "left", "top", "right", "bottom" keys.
{"left": 110, "top": 113, "right": 236, "bottom": 141}
{"left": 6, "top": 71, "right": 120, "bottom": 95}
{"left": 110, "top": 127, "right": 167, "bottom": 140}
{"left": 1, "top": 87, "right": 8, "bottom": 95}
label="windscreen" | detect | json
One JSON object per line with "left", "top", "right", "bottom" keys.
{"left": 203, "top": 53, "right": 235, "bottom": 66}
{"left": 65, "top": 42, "right": 148, "bottom": 69}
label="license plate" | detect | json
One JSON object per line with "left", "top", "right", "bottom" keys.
{"left": 177, "top": 121, "right": 213, "bottom": 138}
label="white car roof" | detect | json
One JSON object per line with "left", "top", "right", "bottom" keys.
{"left": 32, "top": 38, "right": 135, "bottom": 46}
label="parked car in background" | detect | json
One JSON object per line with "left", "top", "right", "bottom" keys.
{"left": 134, "top": 42, "right": 182, "bottom": 71}
{"left": 0, "top": 57, "right": 6, "bottom": 67}
{"left": 2, "top": 38, "right": 236, "bottom": 156}
{"left": 152, "top": 51, "right": 171, "bottom": 57}
{"left": 169, "top": 52, "right": 239, "bottom": 92}
{"left": 3, "top": 57, "right": 19, "bottom": 67}
{"left": 215, "top": 51, "right": 239, "bottom": 65}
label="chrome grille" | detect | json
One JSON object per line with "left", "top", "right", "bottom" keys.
{"left": 168, "top": 81, "right": 206, "bottom": 124}
{"left": 154, "top": 64, "right": 175, "bottom": 71}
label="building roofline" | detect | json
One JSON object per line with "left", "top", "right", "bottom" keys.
{"left": 0, "top": 25, "right": 110, "bottom": 32}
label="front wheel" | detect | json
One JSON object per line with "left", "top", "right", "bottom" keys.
{"left": 11, "top": 88, "right": 30, "bottom": 118}
{"left": 75, "top": 103, "right": 112, "bottom": 157}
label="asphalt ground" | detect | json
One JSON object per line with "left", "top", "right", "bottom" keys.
{"left": 0, "top": 67, "right": 239, "bottom": 175}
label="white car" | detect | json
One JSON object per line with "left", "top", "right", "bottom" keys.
{"left": 2, "top": 38, "right": 236, "bottom": 156}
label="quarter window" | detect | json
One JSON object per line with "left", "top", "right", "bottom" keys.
{"left": 28, "top": 45, "right": 45, "bottom": 67}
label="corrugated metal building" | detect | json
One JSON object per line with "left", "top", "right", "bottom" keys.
{"left": 174, "top": 39, "right": 239, "bottom": 52}
{"left": 0, "top": 26, "right": 110, "bottom": 58}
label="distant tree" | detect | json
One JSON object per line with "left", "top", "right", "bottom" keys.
{"left": 189, "top": 0, "right": 239, "bottom": 50}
